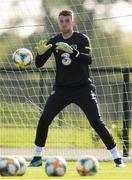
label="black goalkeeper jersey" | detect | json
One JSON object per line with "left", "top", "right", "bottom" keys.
{"left": 35, "top": 31, "right": 93, "bottom": 88}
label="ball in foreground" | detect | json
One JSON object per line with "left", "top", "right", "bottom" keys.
{"left": 0, "top": 156, "right": 20, "bottom": 176}
{"left": 13, "top": 48, "right": 33, "bottom": 69}
{"left": 45, "top": 156, "right": 67, "bottom": 176}
{"left": 15, "top": 156, "right": 27, "bottom": 176}
{"left": 76, "top": 155, "right": 99, "bottom": 176}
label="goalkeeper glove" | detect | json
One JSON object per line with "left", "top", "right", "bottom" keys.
{"left": 56, "top": 42, "right": 73, "bottom": 54}
{"left": 35, "top": 40, "right": 52, "bottom": 55}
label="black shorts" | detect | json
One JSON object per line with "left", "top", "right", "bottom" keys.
{"left": 41, "top": 85, "right": 100, "bottom": 126}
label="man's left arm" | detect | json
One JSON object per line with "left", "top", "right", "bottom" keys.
{"left": 72, "top": 35, "right": 92, "bottom": 64}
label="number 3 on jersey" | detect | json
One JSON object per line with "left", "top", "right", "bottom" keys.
{"left": 61, "top": 53, "right": 72, "bottom": 66}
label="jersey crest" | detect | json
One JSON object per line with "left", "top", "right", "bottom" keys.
{"left": 71, "top": 44, "right": 77, "bottom": 50}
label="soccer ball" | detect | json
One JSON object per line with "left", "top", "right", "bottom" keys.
{"left": 76, "top": 155, "right": 99, "bottom": 176}
{"left": 0, "top": 156, "right": 20, "bottom": 176}
{"left": 45, "top": 156, "right": 67, "bottom": 176}
{"left": 14, "top": 156, "right": 27, "bottom": 176}
{"left": 13, "top": 48, "right": 33, "bottom": 69}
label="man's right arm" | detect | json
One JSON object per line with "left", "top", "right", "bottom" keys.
{"left": 35, "top": 40, "right": 53, "bottom": 68}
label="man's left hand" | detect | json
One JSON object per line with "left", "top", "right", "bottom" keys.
{"left": 56, "top": 42, "right": 73, "bottom": 54}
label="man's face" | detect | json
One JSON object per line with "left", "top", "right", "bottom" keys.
{"left": 58, "top": 15, "right": 74, "bottom": 33}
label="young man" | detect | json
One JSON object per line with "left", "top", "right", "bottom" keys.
{"left": 29, "top": 10, "right": 124, "bottom": 167}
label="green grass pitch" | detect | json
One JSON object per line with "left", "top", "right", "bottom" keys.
{"left": 2, "top": 162, "right": 132, "bottom": 180}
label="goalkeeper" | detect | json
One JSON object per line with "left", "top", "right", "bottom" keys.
{"left": 29, "top": 10, "right": 124, "bottom": 167}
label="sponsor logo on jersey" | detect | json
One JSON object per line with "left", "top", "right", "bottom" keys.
{"left": 61, "top": 53, "right": 72, "bottom": 66}
{"left": 71, "top": 44, "right": 77, "bottom": 50}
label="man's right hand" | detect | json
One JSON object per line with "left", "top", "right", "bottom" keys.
{"left": 35, "top": 40, "right": 52, "bottom": 55}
